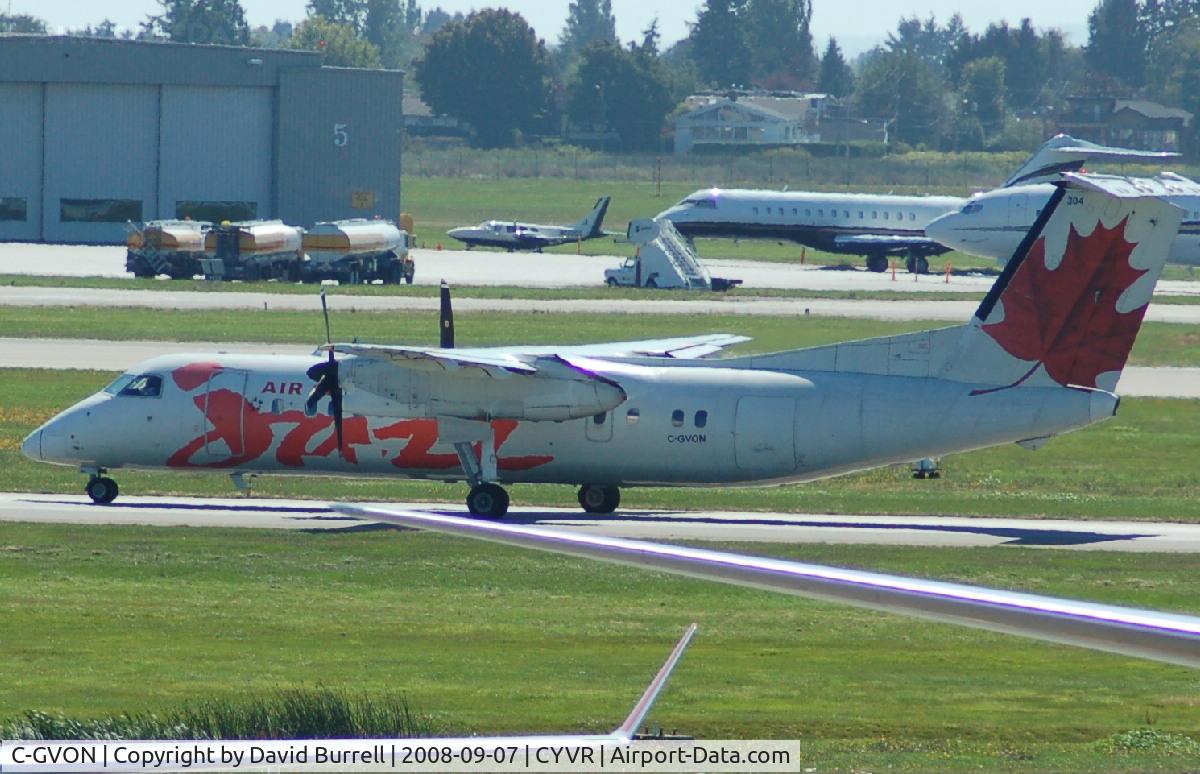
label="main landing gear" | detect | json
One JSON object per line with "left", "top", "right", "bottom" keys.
{"left": 578, "top": 484, "right": 620, "bottom": 514}
{"left": 85, "top": 472, "right": 119, "bottom": 504}
{"left": 467, "top": 483, "right": 510, "bottom": 519}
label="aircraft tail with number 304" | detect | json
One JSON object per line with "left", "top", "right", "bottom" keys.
{"left": 22, "top": 174, "right": 1183, "bottom": 518}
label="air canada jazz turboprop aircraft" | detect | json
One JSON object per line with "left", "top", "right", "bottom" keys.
{"left": 658, "top": 135, "right": 1178, "bottom": 273}
{"left": 21, "top": 175, "right": 1182, "bottom": 519}
{"left": 447, "top": 196, "right": 611, "bottom": 251}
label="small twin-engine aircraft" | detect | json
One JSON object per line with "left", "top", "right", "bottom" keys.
{"left": 447, "top": 196, "right": 611, "bottom": 251}
{"left": 22, "top": 175, "right": 1182, "bottom": 519}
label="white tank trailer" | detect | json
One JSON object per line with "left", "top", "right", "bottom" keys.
{"left": 125, "top": 220, "right": 210, "bottom": 279}
{"left": 202, "top": 220, "right": 305, "bottom": 281}
{"left": 302, "top": 219, "right": 414, "bottom": 284}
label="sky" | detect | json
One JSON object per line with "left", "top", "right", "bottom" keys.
{"left": 15, "top": 0, "right": 1095, "bottom": 56}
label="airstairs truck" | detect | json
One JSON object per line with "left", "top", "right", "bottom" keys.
{"left": 605, "top": 218, "right": 741, "bottom": 291}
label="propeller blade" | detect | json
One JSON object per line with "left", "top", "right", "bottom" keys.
{"left": 305, "top": 290, "right": 345, "bottom": 456}
{"left": 440, "top": 279, "right": 455, "bottom": 349}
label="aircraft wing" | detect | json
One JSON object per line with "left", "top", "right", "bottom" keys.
{"left": 333, "top": 344, "right": 536, "bottom": 376}
{"left": 833, "top": 234, "right": 949, "bottom": 255}
{"left": 332, "top": 506, "right": 1200, "bottom": 671}
{"left": 550, "top": 334, "right": 752, "bottom": 360}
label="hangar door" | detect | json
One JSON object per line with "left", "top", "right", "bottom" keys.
{"left": 159, "top": 86, "right": 273, "bottom": 223}
{"left": 43, "top": 83, "right": 158, "bottom": 243}
{"left": 0, "top": 83, "right": 42, "bottom": 241}
{"left": 734, "top": 397, "right": 796, "bottom": 474}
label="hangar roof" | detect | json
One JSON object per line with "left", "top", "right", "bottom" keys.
{"left": 0, "top": 35, "right": 397, "bottom": 87}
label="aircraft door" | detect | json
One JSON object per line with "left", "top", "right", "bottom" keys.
{"left": 200, "top": 369, "right": 249, "bottom": 462}
{"left": 734, "top": 397, "right": 796, "bottom": 474}
{"left": 1007, "top": 194, "right": 1030, "bottom": 227}
{"left": 585, "top": 410, "right": 614, "bottom": 442}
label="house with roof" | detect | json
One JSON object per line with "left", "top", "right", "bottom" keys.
{"left": 673, "top": 92, "right": 826, "bottom": 156}
{"left": 1058, "top": 96, "right": 1193, "bottom": 152}
{"left": 673, "top": 91, "right": 887, "bottom": 155}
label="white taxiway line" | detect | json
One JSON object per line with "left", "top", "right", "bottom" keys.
{"left": 0, "top": 493, "right": 1196, "bottom": 552}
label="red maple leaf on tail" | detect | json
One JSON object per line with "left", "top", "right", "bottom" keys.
{"left": 979, "top": 217, "right": 1147, "bottom": 393}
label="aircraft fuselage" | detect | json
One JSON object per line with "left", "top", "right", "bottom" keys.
{"left": 25, "top": 353, "right": 1110, "bottom": 489}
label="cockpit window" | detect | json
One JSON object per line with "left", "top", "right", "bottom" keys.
{"left": 103, "top": 373, "right": 135, "bottom": 394}
{"left": 961, "top": 202, "right": 983, "bottom": 214}
{"left": 117, "top": 374, "right": 163, "bottom": 398}
{"left": 679, "top": 197, "right": 717, "bottom": 209}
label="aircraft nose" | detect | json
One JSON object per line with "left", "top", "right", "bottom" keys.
{"left": 925, "top": 213, "right": 962, "bottom": 250}
{"left": 20, "top": 428, "right": 41, "bottom": 461}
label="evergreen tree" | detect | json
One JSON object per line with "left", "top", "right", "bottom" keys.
{"left": 364, "top": 0, "right": 418, "bottom": 68}
{"left": 415, "top": 9, "right": 551, "bottom": 147}
{"left": 640, "top": 18, "right": 661, "bottom": 57}
{"left": 306, "top": 0, "right": 365, "bottom": 33}
{"left": 688, "top": 0, "right": 752, "bottom": 87}
{"left": 961, "top": 56, "right": 1007, "bottom": 135}
{"left": 143, "top": 0, "right": 251, "bottom": 45}
{"left": 558, "top": 0, "right": 617, "bottom": 61}
{"left": 1086, "top": 0, "right": 1147, "bottom": 89}
{"left": 817, "top": 37, "right": 854, "bottom": 97}
{"left": 1007, "top": 18, "right": 1046, "bottom": 109}
{"left": 744, "top": 0, "right": 814, "bottom": 85}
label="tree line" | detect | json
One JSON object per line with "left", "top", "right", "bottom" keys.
{"left": 3, "top": 0, "right": 1197, "bottom": 154}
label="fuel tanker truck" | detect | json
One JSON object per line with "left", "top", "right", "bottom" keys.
{"left": 125, "top": 220, "right": 210, "bottom": 279}
{"left": 302, "top": 218, "right": 415, "bottom": 284}
{"left": 201, "top": 220, "right": 305, "bottom": 281}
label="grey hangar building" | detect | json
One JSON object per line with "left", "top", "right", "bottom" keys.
{"left": 0, "top": 35, "right": 404, "bottom": 244}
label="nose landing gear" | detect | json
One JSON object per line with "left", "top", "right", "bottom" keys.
{"left": 85, "top": 474, "right": 119, "bottom": 504}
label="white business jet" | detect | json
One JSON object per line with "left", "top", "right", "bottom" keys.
{"left": 659, "top": 135, "right": 1179, "bottom": 273}
{"left": 22, "top": 175, "right": 1181, "bottom": 520}
{"left": 927, "top": 171, "right": 1200, "bottom": 266}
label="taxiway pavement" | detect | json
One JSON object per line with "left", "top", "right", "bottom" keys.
{"left": 5, "top": 285, "right": 1200, "bottom": 324}
{"left": 4, "top": 242, "right": 1200, "bottom": 296}
{"left": 4, "top": 337, "right": 1200, "bottom": 398}
{"left": 0, "top": 492, "right": 1193, "bottom": 552}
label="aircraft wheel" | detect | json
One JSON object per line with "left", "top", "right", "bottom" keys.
{"left": 578, "top": 484, "right": 620, "bottom": 514}
{"left": 86, "top": 476, "right": 119, "bottom": 504}
{"left": 866, "top": 255, "right": 888, "bottom": 273}
{"left": 906, "top": 255, "right": 930, "bottom": 274}
{"left": 467, "top": 483, "right": 509, "bottom": 519}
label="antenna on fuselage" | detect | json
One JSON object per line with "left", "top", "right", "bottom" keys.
{"left": 440, "top": 280, "right": 455, "bottom": 349}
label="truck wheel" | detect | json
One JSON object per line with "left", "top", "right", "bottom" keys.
{"left": 606, "top": 277, "right": 618, "bottom": 287}
{"left": 645, "top": 277, "right": 658, "bottom": 288}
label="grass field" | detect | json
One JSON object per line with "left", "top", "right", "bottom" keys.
{"left": 1, "top": 521, "right": 1199, "bottom": 771}
{"left": 4, "top": 305, "right": 1200, "bottom": 367}
{"left": 5, "top": 369, "right": 1200, "bottom": 521}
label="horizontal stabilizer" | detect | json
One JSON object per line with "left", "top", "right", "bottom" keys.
{"left": 331, "top": 505, "right": 1200, "bottom": 670}
{"left": 1005, "top": 134, "right": 1181, "bottom": 188}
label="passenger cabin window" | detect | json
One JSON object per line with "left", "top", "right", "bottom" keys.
{"left": 118, "top": 374, "right": 162, "bottom": 398}
{"left": 695, "top": 410, "right": 708, "bottom": 428}
{"left": 883, "top": 212, "right": 889, "bottom": 220}
{"left": 843, "top": 210, "right": 850, "bottom": 219}
{"left": 872, "top": 211, "right": 878, "bottom": 219}
{"left": 805, "top": 209, "right": 811, "bottom": 217}
{"left": 671, "top": 409, "right": 685, "bottom": 427}
{"left": 817, "top": 209, "right": 824, "bottom": 218}
{"left": 626, "top": 408, "right": 640, "bottom": 425}
{"left": 271, "top": 398, "right": 285, "bottom": 414}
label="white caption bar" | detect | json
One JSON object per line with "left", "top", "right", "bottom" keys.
{"left": 0, "top": 740, "right": 801, "bottom": 773}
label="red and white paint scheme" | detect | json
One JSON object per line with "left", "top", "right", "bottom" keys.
{"left": 22, "top": 175, "right": 1183, "bottom": 519}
